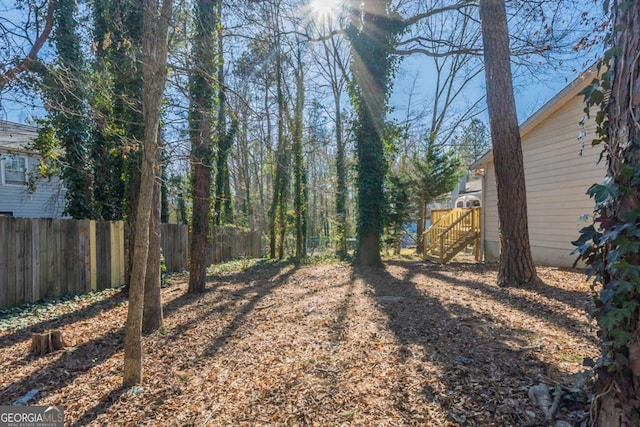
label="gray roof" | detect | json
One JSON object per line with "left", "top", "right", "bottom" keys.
{"left": 464, "top": 178, "right": 482, "bottom": 194}
{"left": 0, "top": 120, "right": 38, "bottom": 153}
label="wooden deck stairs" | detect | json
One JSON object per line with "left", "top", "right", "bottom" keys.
{"left": 423, "top": 207, "right": 481, "bottom": 264}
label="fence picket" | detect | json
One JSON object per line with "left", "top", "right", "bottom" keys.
{"left": 0, "top": 218, "right": 7, "bottom": 308}
{"left": 6, "top": 218, "right": 16, "bottom": 307}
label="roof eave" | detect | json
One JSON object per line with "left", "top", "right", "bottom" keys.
{"left": 469, "top": 65, "right": 599, "bottom": 169}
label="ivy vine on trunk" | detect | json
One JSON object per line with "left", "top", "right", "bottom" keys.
{"left": 347, "top": 0, "right": 402, "bottom": 267}
{"left": 41, "top": 0, "right": 93, "bottom": 219}
{"left": 573, "top": 0, "right": 640, "bottom": 424}
{"left": 188, "top": 0, "right": 219, "bottom": 294}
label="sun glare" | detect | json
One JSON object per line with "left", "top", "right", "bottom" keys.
{"left": 309, "top": 0, "right": 341, "bottom": 19}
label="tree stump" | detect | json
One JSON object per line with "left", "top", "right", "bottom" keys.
{"left": 30, "top": 330, "right": 66, "bottom": 356}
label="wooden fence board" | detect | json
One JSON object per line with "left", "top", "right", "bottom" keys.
{"left": 59, "top": 219, "right": 68, "bottom": 296}
{"left": 89, "top": 220, "right": 97, "bottom": 291}
{"left": 31, "top": 219, "right": 40, "bottom": 302}
{"left": 6, "top": 218, "right": 16, "bottom": 307}
{"left": 208, "top": 226, "right": 263, "bottom": 265}
{"left": 54, "top": 219, "right": 63, "bottom": 297}
{"left": 160, "top": 223, "right": 188, "bottom": 273}
{"left": 67, "top": 220, "right": 79, "bottom": 294}
{"left": 79, "top": 219, "right": 91, "bottom": 294}
{"left": 0, "top": 218, "right": 9, "bottom": 308}
{"left": 95, "top": 222, "right": 110, "bottom": 291}
{"left": 21, "top": 218, "right": 33, "bottom": 305}
{"left": 111, "top": 221, "right": 125, "bottom": 287}
{"left": 14, "top": 218, "right": 26, "bottom": 306}
{"left": 39, "top": 219, "right": 52, "bottom": 299}
{"left": 46, "top": 219, "right": 58, "bottom": 299}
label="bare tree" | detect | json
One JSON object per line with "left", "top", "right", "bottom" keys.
{"left": 142, "top": 152, "right": 164, "bottom": 334}
{"left": 310, "top": 12, "right": 352, "bottom": 258}
{"left": 123, "top": 0, "right": 173, "bottom": 387}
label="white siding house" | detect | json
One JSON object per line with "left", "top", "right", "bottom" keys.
{"left": 471, "top": 69, "right": 605, "bottom": 267}
{"left": 0, "top": 120, "right": 66, "bottom": 217}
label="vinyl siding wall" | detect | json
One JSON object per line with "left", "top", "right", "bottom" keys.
{"left": 483, "top": 82, "right": 604, "bottom": 267}
{"left": 0, "top": 154, "right": 66, "bottom": 218}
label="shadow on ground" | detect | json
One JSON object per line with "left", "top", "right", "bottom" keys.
{"left": 355, "top": 260, "right": 593, "bottom": 425}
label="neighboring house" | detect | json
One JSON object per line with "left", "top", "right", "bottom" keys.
{"left": 428, "top": 174, "right": 482, "bottom": 211}
{"left": 0, "top": 120, "right": 66, "bottom": 217}
{"left": 470, "top": 68, "right": 604, "bottom": 268}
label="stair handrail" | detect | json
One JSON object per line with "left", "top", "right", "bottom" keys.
{"left": 423, "top": 207, "right": 481, "bottom": 261}
{"left": 423, "top": 208, "right": 465, "bottom": 253}
{"left": 424, "top": 208, "right": 464, "bottom": 233}
{"left": 436, "top": 208, "right": 477, "bottom": 239}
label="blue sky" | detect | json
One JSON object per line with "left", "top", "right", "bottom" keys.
{"left": 389, "top": 51, "right": 598, "bottom": 136}
{"left": 2, "top": 51, "right": 594, "bottom": 131}
{"left": 1, "top": 0, "right": 601, "bottom": 134}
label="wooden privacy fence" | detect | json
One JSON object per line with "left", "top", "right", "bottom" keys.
{"left": 209, "top": 225, "right": 263, "bottom": 265}
{"left": 0, "top": 218, "right": 262, "bottom": 309}
{"left": 160, "top": 223, "right": 188, "bottom": 273}
{"left": 159, "top": 225, "right": 262, "bottom": 271}
{"left": 0, "top": 217, "right": 125, "bottom": 309}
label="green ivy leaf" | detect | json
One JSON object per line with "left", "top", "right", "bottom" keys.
{"left": 588, "top": 177, "right": 619, "bottom": 205}
{"left": 578, "top": 80, "right": 600, "bottom": 101}
{"left": 600, "top": 288, "right": 615, "bottom": 305}
{"left": 616, "top": 236, "right": 640, "bottom": 256}
{"left": 612, "top": 329, "right": 635, "bottom": 349}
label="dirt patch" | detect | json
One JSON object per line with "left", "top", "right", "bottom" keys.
{"left": 0, "top": 260, "right": 597, "bottom": 426}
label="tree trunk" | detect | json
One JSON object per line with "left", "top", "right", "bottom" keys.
{"left": 349, "top": 0, "right": 397, "bottom": 267}
{"left": 591, "top": 1, "right": 640, "bottom": 424}
{"left": 293, "top": 49, "right": 307, "bottom": 261}
{"left": 335, "top": 96, "right": 348, "bottom": 258}
{"left": 213, "top": 9, "right": 235, "bottom": 227}
{"left": 479, "top": 0, "right": 537, "bottom": 287}
{"left": 269, "top": 18, "right": 290, "bottom": 260}
{"left": 123, "top": 0, "right": 172, "bottom": 388}
{"left": 354, "top": 232, "right": 383, "bottom": 267}
{"left": 189, "top": 152, "right": 212, "bottom": 294}
{"left": 188, "top": 0, "right": 217, "bottom": 293}
{"left": 415, "top": 203, "right": 425, "bottom": 255}
{"left": 143, "top": 164, "right": 163, "bottom": 334}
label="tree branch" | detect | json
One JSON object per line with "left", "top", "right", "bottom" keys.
{"left": 0, "top": 0, "right": 56, "bottom": 90}
{"left": 392, "top": 47, "right": 481, "bottom": 58}
{"left": 402, "top": 1, "right": 477, "bottom": 28}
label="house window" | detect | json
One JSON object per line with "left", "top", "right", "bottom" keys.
{"left": 1, "top": 155, "right": 28, "bottom": 186}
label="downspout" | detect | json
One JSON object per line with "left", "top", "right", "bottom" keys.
{"left": 476, "top": 168, "right": 486, "bottom": 263}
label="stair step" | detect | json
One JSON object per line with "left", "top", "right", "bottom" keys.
{"left": 425, "top": 254, "right": 443, "bottom": 264}
{"left": 423, "top": 208, "right": 481, "bottom": 264}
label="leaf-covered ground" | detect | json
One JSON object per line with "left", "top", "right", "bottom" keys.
{"left": 0, "top": 259, "right": 597, "bottom": 426}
